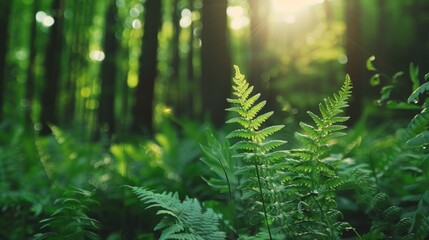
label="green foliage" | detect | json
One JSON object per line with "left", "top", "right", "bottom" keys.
{"left": 364, "top": 192, "right": 415, "bottom": 239}
{"left": 222, "top": 66, "right": 357, "bottom": 239}
{"left": 282, "top": 75, "right": 354, "bottom": 239}
{"left": 409, "top": 191, "right": 429, "bottom": 239}
{"left": 200, "top": 130, "right": 238, "bottom": 194}
{"left": 128, "top": 186, "right": 226, "bottom": 240}
{"left": 34, "top": 187, "right": 100, "bottom": 240}
{"left": 226, "top": 66, "right": 288, "bottom": 236}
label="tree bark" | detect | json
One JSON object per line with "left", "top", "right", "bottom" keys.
{"left": 40, "top": 0, "right": 65, "bottom": 135}
{"left": 0, "top": 0, "right": 12, "bottom": 121}
{"left": 170, "top": 0, "right": 181, "bottom": 106}
{"left": 132, "top": 0, "right": 162, "bottom": 135}
{"left": 345, "top": 0, "right": 365, "bottom": 123}
{"left": 25, "top": 0, "right": 40, "bottom": 127}
{"left": 97, "top": 0, "right": 119, "bottom": 138}
{"left": 201, "top": 0, "right": 231, "bottom": 127}
{"left": 185, "top": 0, "right": 195, "bottom": 117}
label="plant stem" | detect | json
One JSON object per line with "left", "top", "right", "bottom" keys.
{"left": 254, "top": 160, "right": 273, "bottom": 240}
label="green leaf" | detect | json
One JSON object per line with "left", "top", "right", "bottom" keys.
{"left": 255, "top": 125, "right": 284, "bottom": 142}
{"left": 387, "top": 101, "right": 421, "bottom": 110}
{"left": 366, "top": 55, "right": 377, "bottom": 71}
{"left": 405, "top": 131, "right": 429, "bottom": 147}
{"left": 407, "top": 81, "right": 429, "bottom": 104}
{"left": 409, "top": 62, "right": 420, "bottom": 91}
{"left": 370, "top": 73, "right": 381, "bottom": 86}
{"left": 226, "top": 129, "right": 253, "bottom": 139}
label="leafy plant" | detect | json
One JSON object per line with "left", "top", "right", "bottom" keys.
{"left": 279, "top": 75, "right": 355, "bottom": 239}
{"left": 34, "top": 187, "right": 100, "bottom": 240}
{"left": 128, "top": 186, "right": 226, "bottom": 240}
{"left": 223, "top": 66, "right": 357, "bottom": 239}
{"left": 225, "top": 65, "right": 288, "bottom": 238}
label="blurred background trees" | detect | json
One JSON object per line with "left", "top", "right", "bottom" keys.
{"left": 1, "top": 0, "right": 429, "bottom": 140}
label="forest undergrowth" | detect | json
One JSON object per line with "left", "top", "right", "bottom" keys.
{"left": 0, "top": 64, "right": 428, "bottom": 240}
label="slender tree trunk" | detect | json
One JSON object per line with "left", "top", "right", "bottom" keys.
{"left": 248, "top": 0, "right": 269, "bottom": 97}
{"left": 40, "top": 0, "right": 65, "bottom": 135}
{"left": 201, "top": 0, "right": 231, "bottom": 127}
{"left": 374, "top": 0, "right": 390, "bottom": 73}
{"left": 185, "top": 0, "right": 195, "bottom": 117}
{"left": 170, "top": 0, "right": 181, "bottom": 106}
{"left": 411, "top": 0, "right": 429, "bottom": 74}
{"left": 25, "top": 0, "right": 40, "bottom": 127}
{"left": 0, "top": 0, "right": 12, "bottom": 121}
{"left": 345, "top": 0, "right": 364, "bottom": 123}
{"left": 323, "top": 0, "right": 337, "bottom": 86}
{"left": 132, "top": 0, "right": 162, "bottom": 135}
{"left": 97, "top": 0, "right": 118, "bottom": 139}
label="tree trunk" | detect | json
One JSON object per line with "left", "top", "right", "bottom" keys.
{"left": 25, "top": 0, "right": 40, "bottom": 127}
{"left": 185, "top": 0, "right": 195, "bottom": 117}
{"left": 374, "top": 0, "right": 390, "bottom": 73}
{"left": 132, "top": 0, "right": 162, "bottom": 135}
{"left": 0, "top": 0, "right": 12, "bottom": 121}
{"left": 201, "top": 0, "right": 231, "bottom": 127}
{"left": 345, "top": 0, "right": 365, "bottom": 124}
{"left": 40, "top": 0, "right": 65, "bottom": 135}
{"left": 97, "top": 0, "right": 119, "bottom": 139}
{"left": 248, "top": 0, "right": 270, "bottom": 98}
{"left": 170, "top": 0, "right": 181, "bottom": 107}
{"left": 411, "top": 0, "right": 429, "bottom": 74}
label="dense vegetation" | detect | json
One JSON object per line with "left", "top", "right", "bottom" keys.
{"left": 1, "top": 0, "right": 429, "bottom": 239}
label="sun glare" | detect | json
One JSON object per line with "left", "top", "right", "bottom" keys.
{"left": 271, "top": 0, "right": 325, "bottom": 23}
{"left": 272, "top": 0, "right": 324, "bottom": 13}
{"left": 227, "top": 6, "right": 249, "bottom": 30}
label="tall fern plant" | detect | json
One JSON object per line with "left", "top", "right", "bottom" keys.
{"left": 226, "top": 66, "right": 288, "bottom": 238}
{"left": 225, "top": 67, "right": 355, "bottom": 239}
{"left": 285, "top": 75, "right": 354, "bottom": 239}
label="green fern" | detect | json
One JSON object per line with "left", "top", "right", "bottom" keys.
{"left": 34, "top": 187, "right": 99, "bottom": 240}
{"left": 366, "top": 192, "right": 417, "bottom": 239}
{"left": 129, "top": 186, "right": 226, "bottom": 240}
{"left": 226, "top": 65, "right": 288, "bottom": 238}
{"left": 281, "top": 75, "right": 354, "bottom": 239}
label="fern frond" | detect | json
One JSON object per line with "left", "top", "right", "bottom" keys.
{"left": 226, "top": 65, "right": 288, "bottom": 238}
{"left": 403, "top": 109, "right": 429, "bottom": 144}
{"left": 34, "top": 187, "right": 99, "bottom": 240}
{"left": 129, "top": 187, "right": 225, "bottom": 240}
{"left": 294, "top": 75, "right": 352, "bottom": 161}
{"left": 283, "top": 75, "right": 353, "bottom": 239}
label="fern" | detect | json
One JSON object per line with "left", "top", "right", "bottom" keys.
{"left": 34, "top": 187, "right": 99, "bottom": 240}
{"left": 129, "top": 186, "right": 226, "bottom": 240}
{"left": 281, "top": 75, "right": 354, "bottom": 239}
{"left": 226, "top": 65, "right": 288, "bottom": 238}
{"left": 365, "top": 192, "right": 417, "bottom": 239}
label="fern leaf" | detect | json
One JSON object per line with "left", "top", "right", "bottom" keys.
{"left": 250, "top": 111, "right": 274, "bottom": 130}
{"left": 404, "top": 109, "right": 429, "bottom": 142}
{"left": 244, "top": 93, "right": 262, "bottom": 110}
{"left": 226, "top": 129, "right": 253, "bottom": 139}
{"left": 129, "top": 187, "right": 225, "bottom": 240}
{"left": 254, "top": 125, "right": 284, "bottom": 142}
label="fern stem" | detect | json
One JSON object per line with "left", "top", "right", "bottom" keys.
{"left": 311, "top": 194, "right": 334, "bottom": 240}
{"left": 217, "top": 155, "right": 239, "bottom": 237}
{"left": 254, "top": 160, "right": 273, "bottom": 240}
